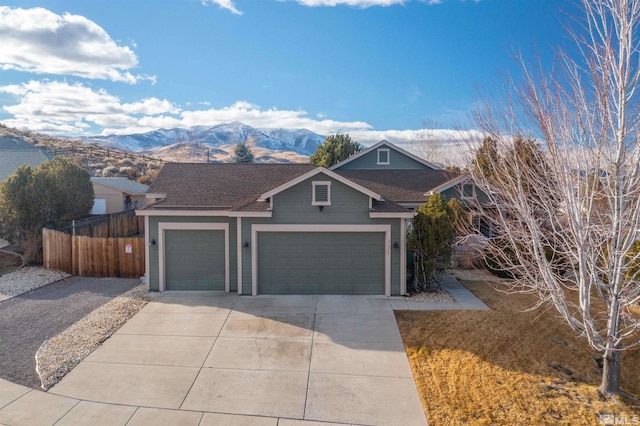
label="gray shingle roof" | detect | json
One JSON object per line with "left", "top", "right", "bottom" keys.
{"left": 91, "top": 177, "right": 149, "bottom": 195}
{"left": 0, "top": 136, "right": 40, "bottom": 150}
{"left": 146, "top": 163, "right": 317, "bottom": 210}
{"left": 0, "top": 137, "right": 53, "bottom": 182}
{"left": 145, "top": 163, "right": 461, "bottom": 213}
{"left": 334, "top": 169, "right": 459, "bottom": 204}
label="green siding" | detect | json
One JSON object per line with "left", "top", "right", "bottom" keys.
{"left": 240, "top": 217, "right": 271, "bottom": 295}
{"left": 165, "top": 230, "right": 225, "bottom": 290}
{"left": 147, "top": 216, "right": 236, "bottom": 292}
{"left": 148, "top": 172, "right": 405, "bottom": 295}
{"left": 272, "top": 176, "right": 371, "bottom": 224}
{"left": 258, "top": 232, "right": 385, "bottom": 294}
{"left": 336, "top": 147, "right": 428, "bottom": 170}
{"left": 440, "top": 183, "right": 487, "bottom": 208}
{"left": 235, "top": 175, "right": 403, "bottom": 295}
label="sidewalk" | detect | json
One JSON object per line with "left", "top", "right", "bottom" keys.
{"left": 388, "top": 274, "right": 490, "bottom": 311}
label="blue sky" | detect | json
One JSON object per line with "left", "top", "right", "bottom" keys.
{"left": 0, "top": 0, "right": 570, "bottom": 147}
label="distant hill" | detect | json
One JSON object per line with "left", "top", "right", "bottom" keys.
{"left": 0, "top": 124, "right": 164, "bottom": 184}
{"left": 79, "top": 122, "right": 326, "bottom": 163}
{"left": 0, "top": 123, "right": 328, "bottom": 184}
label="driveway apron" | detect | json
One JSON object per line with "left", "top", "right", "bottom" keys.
{"left": 46, "top": 293, "right": 428, "bottom": 426}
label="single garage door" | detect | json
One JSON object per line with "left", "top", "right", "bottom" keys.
{"left": 257, "top": 232, "right": 385, "bottom": 294}
{"left": 165, "top": 230, "right": 225, "bottom": 290}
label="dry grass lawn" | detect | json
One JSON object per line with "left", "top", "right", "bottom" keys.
{"left": 396, "top": 277, "right": 640, "bottom": 425}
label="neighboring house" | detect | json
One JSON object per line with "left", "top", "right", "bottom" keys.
{"left": 91, "top": 177, "right": 149, "bottom": 214}
{"left": 137, "top": 140, "right": 472, "bottom": 296}
{"left": 0, "top": 136, "right": 51, "bottom": 182}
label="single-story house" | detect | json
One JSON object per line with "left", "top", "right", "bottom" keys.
{"left": 137, "top": 140, "right": 470, "bottom": 296}
{"left": 91, "top": 177, "right": 149, "bottom": 214}
{"left": 0, "top": 136, "right": 51, "bottom": 182}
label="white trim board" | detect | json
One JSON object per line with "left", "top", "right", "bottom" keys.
{"left": 400, "top": 218, "right": 407, "bottom": 296}
{"left": 157, "top": 222, "right": 230, "bottom": 293}
{"left": 329, "top": 140, "right": 442, "bottom": 171}
{"left": 258, "top": 167, "right": 382, "bottom": 202}
{"left": 426, "top": 173, "right": 471, "bottom": 195}
{"left": 250, "top": 224, "right": 391, "bottom": 297}
{"left": 369, "top": 212, "right": 415, "bottom": 219}
{"left": 144, "top": 215, "right": 150, "bottom": 291}
{"left": 236, "top": 217, "right": 243, "bottom": 295}
{"left": 137, "top": 209, "right": 272, "bottom": 218}
{"left": 137, "top": 209, "right": 232, "bottom": 217}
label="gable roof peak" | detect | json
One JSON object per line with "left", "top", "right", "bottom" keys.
{"left": 258, "top": 166, "right": 383, "bottom": 202}
{"left": 329, "top": 140, "right": 442, "bottom": 171}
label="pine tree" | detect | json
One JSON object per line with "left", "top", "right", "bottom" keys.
{"left": 309, "top": 134, "right": 362, "bottom": 168}
{"left": 231, "top": 141, "right": 255, "bottom": 163}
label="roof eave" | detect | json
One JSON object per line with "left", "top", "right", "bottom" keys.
{"left": 259, "top": 167, "right": 383, "bottom": 202}
{"left": 330, "top": 140, "right": 443, "bottom": 171}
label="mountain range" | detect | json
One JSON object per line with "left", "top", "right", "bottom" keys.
{"left": 78, "top": 122, "right": 326, "bottom": 163}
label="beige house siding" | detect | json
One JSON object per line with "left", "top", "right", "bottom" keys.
{"left": 92, "top": 182, "right": 148, "bottom": 214}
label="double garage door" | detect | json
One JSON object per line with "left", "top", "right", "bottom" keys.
{"left": 257, "top": 232, "right": 385, "bottom": 295}
{"left": 163, "top": 228, "right": 386, "bottom": 294}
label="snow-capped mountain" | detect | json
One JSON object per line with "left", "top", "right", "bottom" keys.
{"left": 80, "top": 122, "right": 326, "bottom": 163}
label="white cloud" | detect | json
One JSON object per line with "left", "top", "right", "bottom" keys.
{"left": 202, "top": 0, "right": 244, "bottom": 15}
{"left": 0, "top": 81, "right": 373, "bottom": 136}
{"left": 348, "top": 128, "right": 480, "bottom": 145}
{"left": 286, "top": 0, "right": 478, "bottom": 8}
{"left": 122, "top": 98, "right": 181, "bottom": 115}
{"left": 291, "top": 0, "right": 406, "bottom": 6}
{"left": 178, "top": 101, "right": 372, "bottom": 136}
{"left": 0, "top": 79, "right": 479, "bottom": 165}
{"left": 0, "top": 7, "right": 153, "bottom": 83}
{"left": 203, "top": 0, "right": 478, "bottom": 14}
{"left": 0, "top": 80, "right": 176, "bottom": 133}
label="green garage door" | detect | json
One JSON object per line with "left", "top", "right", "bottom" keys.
{"left": 165, "top": 230, "right": 225, "bottom": 290}
{"left": 257, "top": 232, "right": 385, "bottom": 294}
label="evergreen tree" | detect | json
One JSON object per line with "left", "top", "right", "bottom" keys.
{"left": 408, "top": 194, "right": 464, "bottom": 292}
{"left": 231, "top": 141, "right": 255, "bottom": 163}
{"left": 309, "top": 134, "right": 362, "bottom": 168}
{"left": 0, "top": 157, "right": 94, "bottom": 264}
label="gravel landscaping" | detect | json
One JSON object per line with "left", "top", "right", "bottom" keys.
{"left": 407, "top": 288, "right": 456, "bottom": 303}
{"left": 0, "top": 267, "right": 69, "bottom": 302}
{"left": 36, "top": 284, "right": 151, "bottom": 390}
{"left": 0, "top": 271, "right": 142, "bottom": 389}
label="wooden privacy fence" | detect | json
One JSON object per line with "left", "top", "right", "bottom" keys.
{"left": 43, "top": 228, "right": 145, "bottom": 278}
{"left": 59, "top": 210, "right": 144, "bottom": 237}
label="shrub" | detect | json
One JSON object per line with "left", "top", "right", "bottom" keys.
{"left": 408, "top": 194, "right": 464, "bottom": 292}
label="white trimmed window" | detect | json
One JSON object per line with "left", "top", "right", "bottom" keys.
{"left": 312, "top": 181, "right": 331, "bottom": 206}
{"left": 461, "top": 183, "right": 476, "bottom": 200}
{"left": 377, "top": 148, "right": 390, "bottom": 165}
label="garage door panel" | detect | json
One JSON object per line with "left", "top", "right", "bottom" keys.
{"left": 165, "top": 230, "right": 225, "bottom": 291}
{"left": 258, "top": 232, "right": 384, "bottom": 295}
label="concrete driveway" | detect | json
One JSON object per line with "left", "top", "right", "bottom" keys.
{"left": 41, "top": 292, "right": 427, "bottom": 426}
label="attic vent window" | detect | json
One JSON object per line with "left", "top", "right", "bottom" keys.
{"left": 312, "top": 181, "right": 331, "bottom": 206}
{"left": 377, "top": 148, "right": 390, "bottom": 165}
{"left": 461, "top": 183, "right": 476, "bottom": 200}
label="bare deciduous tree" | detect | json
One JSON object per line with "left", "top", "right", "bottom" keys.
{"left": 467, "top": 0, "right": 640, "bottom": 397}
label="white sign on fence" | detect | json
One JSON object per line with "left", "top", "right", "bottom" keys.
{"left": 125, "top": 243, "right": 132, "bottom": 254}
